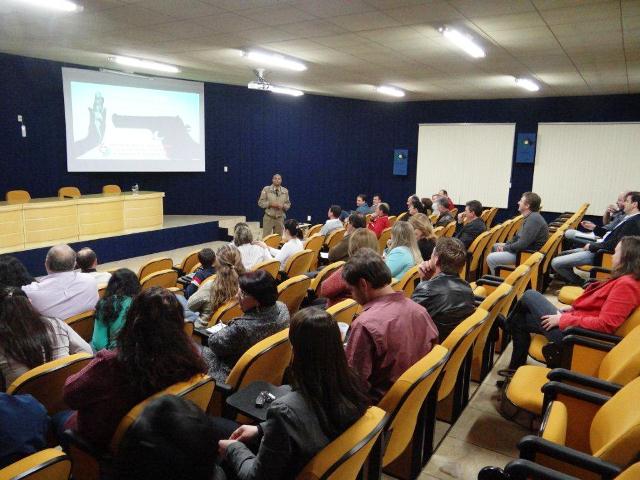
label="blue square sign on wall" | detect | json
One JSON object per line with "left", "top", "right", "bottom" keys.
{"left": 516, "top": 133, "right": 536, "bottom": 164}
{"left": 393, "top": 149, "right": 408, "bottom": 176}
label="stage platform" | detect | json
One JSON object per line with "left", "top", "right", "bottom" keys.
{"left": 10, "top": 214, "right": 257, "bottom": 277}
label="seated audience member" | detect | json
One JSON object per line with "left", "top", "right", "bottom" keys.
{"left": 565, "top": 191, "right": 628, "bottom": 247}
{"left": 76, "top": 247, "right": 112, "bottom": 285}
{"left": 551, "top": 192, "right": 640, "bottom": 285}
{"left": 371, "top": 193, "right": 382, "bottom": 210}
{"left": 408, "top": 196, "right": 427, "bottom": 217}
{"left": 437, "top": 189, "right": 455, "bottom": 210}
{"left": 257, "top": 219, "right": 305, "bottom": 268}
{"left": 412, "top": 238, "right": 475, "bottom": 341}
{"left": 486, "top": 192, "right": 548, "bottom": 275}
{"left": 384, "top": 221, "right": 422, "bottom": 279}
{"left": 321, "top": 229, "right": 379, "bottom": 308}
{"left": 0, "top": 393, "right": 49, "bottom": 468}
{"left": 343, "top": 249, "right": 438, "bottom": 401}
{"left": 454, "top": 200, "right": 487, "bottom": 249}
{"left": 421, "top": 197, "right": 433, "bottom": 216}
{"left": 216, "top": 307, "right": 369, "bottom": 479}
{"left": 329, "top": 213, "right": 366, "bottom": 263}
{"left": 202, "top": 270, "right": 289, "bottom": 383}
{"left": 187, "top": 244, "right": 245, "bottom": 328}
{"left": 433, "top": 198, "right": 454, "bottom": 227}
{"left": 367, "top": 202, "right": 391, "bottom": 238}
{"left": 184, "top": 248, "right": 216, "bottom": 299}
{"left": 232, "top": 223, "right": 271, "bottom": 271}
{"left": 91, "top": 268, "right": 140, "bottom": 351}
{"left": 354, "top": 194, "right": 372, "bottom": 215}
{"left": 506, "top": 236, "right": 640, "bottom": 371}
{"left": 320, "top": 205, "right": 344, "bottom": 236}
{"left": 0, "top": 255, "right": 34, "bottom": 289}
{"left": 115, "top": 395, "right": 225, "bottom": 480}
{"left": 62, "top": 287, "right": 207, "bottom": 450}
{"left": 0, "top": 287, "right": 92, "bottom": 388}
{"left": 409, "top": 213, "right": 436, "bottom": 261}
{"left": 22, "top": 244, "right": 98, "bottom": 319}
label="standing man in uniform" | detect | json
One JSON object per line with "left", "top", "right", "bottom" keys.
{"left": 258, "top": 173, "right": 291, "bottom": 236}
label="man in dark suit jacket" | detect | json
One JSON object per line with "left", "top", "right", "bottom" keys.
{"left": 454, "top": 200, "right": 487, "bottom": 249}
{"left": 327, "top": 213, "right": 366, "bottom": 263}
{"left": 551, "top": 191, "right": 640, "bottom": 285}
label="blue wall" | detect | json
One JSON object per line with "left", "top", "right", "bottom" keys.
{"left": 2, "top": 52, "right": 640, "bottom": 225}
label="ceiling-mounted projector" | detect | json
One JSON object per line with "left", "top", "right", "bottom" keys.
{"left": 247, "top": 69, "right": 303, "bottom": 97}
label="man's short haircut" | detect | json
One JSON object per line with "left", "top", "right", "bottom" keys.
{"left": 76, "top": 247, "right": 97, "bottom": 271}
{"left": 440, "top": 189, "right": 448, "bottom": 196}
{"left": 46, "top": 244, "right": 76, "bottom": 273}
{"left": 342, "top": 248, "right": 391, "bottom": 288}
{"left": 373, "top": 193, "right": 382, "bottom": 201}
{"left": 466, "top": 200, "right": 483, "bottom": 217}
{"left": 626, "top": 191, "right": 640, "bottom": 206}
{"left": 434, "top": 198, "right": 448, "bottom": 210}
{"left": 197, "top": 248, "right": 215, "bottom": 268}
{"left": 329, "top": 205, "right": 342, "bottom": 218}
{"left": 377, "top": 202, "right": 390, "bottom": 215}
{"left": 348, "top": 213, "right": 366, "bottom": 229}
{"left": 522, "top": 192, "right": 542, "bottom": 212}
{"left": 357, "top": 193, "right": 367, "bottom": 202}
{"left": 434, "top": 237, "right": 467, "bottom": 275}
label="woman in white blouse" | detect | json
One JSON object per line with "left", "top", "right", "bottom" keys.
{"left": 232, "top": 223, "right": 272, "bottom": 270}
{"left": 256, "top": 219, "right": 304, "bottom": 268}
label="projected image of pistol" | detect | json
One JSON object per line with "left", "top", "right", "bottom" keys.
{"left": 111, "top": 114, "right": 201, "bottom": 160}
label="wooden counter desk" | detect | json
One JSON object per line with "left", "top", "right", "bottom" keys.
{"left": 0, "top": 191, "right": 164, "bottom": 253}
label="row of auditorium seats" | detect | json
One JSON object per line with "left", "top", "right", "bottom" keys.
{"left": 5, "top": 185, "right": 121, "bottom": 202}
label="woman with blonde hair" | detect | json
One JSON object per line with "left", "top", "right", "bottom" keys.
{"left": 385, "top": 221, "right": 421, "bottom": 279}
{"left": 187, "top": 244, "right": 246, "bottom": 327}
{"left": 409, "top": 213, "right": 437, "bottom": 261}
{"left": 320, "top": 228, "right": 379, "bottom": 307}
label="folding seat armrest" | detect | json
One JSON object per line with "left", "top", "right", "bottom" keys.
{"left": 546, "top": 369, "right": 621, "bottom": 395}
{"left": 562, "top": 328, "right": 621, "bottom": 345}
{"left": 589, "top": 267, "right": 612, "bottom": 278}
{"left": 517, "top": 436, "right": 621, "bottom": 479}
{"left": 476, "top": 275, "right": 504, "bottom": 285}
{"left": 515, "top": 249, "right": 537, "bottom": 264}
{"left": 500, "top": 459, "right": 580, "bottom": 480}
{"left": 214, "top": 382, "right": 234, "bottom": 396}
{"left": 62, "top": 429, "right": 107, "bottom": 459}
{"left": 561, "top": 334, "right": 615, "bottom": 351}
{"left": 494, "top": 265, "right": 516, "bottom": 278}
{"left": 541, "top": 381, "right": 612, "bottom": 406}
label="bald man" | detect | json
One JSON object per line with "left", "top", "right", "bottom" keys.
{"left": 258, "top": 173, "right": 291, "bottom": 236}
{"left": 22, "top": 244, "right": 98, "bottom": 319}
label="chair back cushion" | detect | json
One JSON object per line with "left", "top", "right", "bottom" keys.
{"left": 326, "top": 299, "right": 359, "bottom": 326}
{"left": 599, "top": 325, "right": 640, "bottom": 385}
{"left": 285, "top": 250, "right": 314, "bottom": 277}
{"left": 140, "top": 269, "right": 178, "bottom": 290}
{"left": 0, "top": 449, "right": 71, "bottom": 480}
{"left": 252, "top": 259, "right": 281, "bottom": 278}
{"left": 278, "top": 275, "right": 312, "bottom": 314}
{"left": 138, "top": 257, "right": 173, "bottom": 279}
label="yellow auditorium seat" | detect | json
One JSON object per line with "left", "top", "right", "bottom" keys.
{"left": 5, "top": 189, "right": 31, "bottom": 202}
{"left": 209, "top": 329, "right": 291, "bottom": 417}
{"left": 324, "top": 228, "right": 345, "bottom": 250}
{"left": 378, "top": 345, "right": 449, "bottom": 480}
{"left": 303, "top": 234, "right": 325, "bottom": 270}
{"left": 277, "top": 275, "right": 312, "bottom": 314}
{"left": 137, "top": 257, "right": 173, "bottom": 279}
{"left": 460, "top": 229, "right": 492, "bottom": 282}
{"left": 251, "top": 259, "right": 280, "bottom": 278}
{"left": 0, "top": 449, "right": 71, "bottom": 480}
{"left": 283, "top": 249, "right": 314, "bottom": 278}
{"left": 326, "top": 299, "right": 359, "bottom": 326}
{"left": 262, "top": 233, "right": 282, "bottom": 249}
{"left": 378, "top": 227, "right": 392, "bottom": 254}
{"left": 208, "top": 300, "right": 243, "bottom": 327}
{"left": 517, "top": 376, "right": 640, "bottom": 479}
{"left": 174, "top": 249, "right": 200, "bottom": 275}
{"left": 7, "top": 353, "right": 93, "bottom": 414}
{"left": 308, "top": 261, "right": 345, "bottom": 299}
{"left": 296, "top": 406, "right": 387, "bottom": 480}
{"left": 102, "top": 184, "right": 121, "bottom": 194}
{"left": 392, "top": 265, "right": 420, "bottom": 298}
{"left": 305, "top": 224, "right": 323, "bottom": 238}
{"left": 58, "top": 186, "right": 81, "bottom": 198}
{"left": 64, "top": 310, "right": 96, "bottom": 343}
{"left": 139, "top": 269, "right": 178, "bottom": 291}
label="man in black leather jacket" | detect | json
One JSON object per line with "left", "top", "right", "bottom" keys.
{"left": 411, "top": 237, "right": 475, "bottom": 342}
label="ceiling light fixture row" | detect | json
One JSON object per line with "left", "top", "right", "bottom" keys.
{"left": 19, "top": 0, "right": 83, "bottom": 12}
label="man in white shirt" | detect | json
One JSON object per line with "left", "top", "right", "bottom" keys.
{"left": 320, "top": 205, "right": 344, "bottom": 236}
{"left": 22, "top": 244, "right": 99, "bottom": 319}
{"left": 76, "top": 247, "right": 112, "bottom": 285}
{"left": 320, "top": 205, "right": 343, "bottom": 236}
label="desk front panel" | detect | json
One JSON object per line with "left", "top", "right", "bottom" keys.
{"left": 0, "top": 206, "right": 24, "bottom": 253}
{"left": 23, "top": 203, "right": 79, "bottom": 247}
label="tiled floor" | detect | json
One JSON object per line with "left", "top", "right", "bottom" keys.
{"left": 99, "top": 239, "right": 556, "bottom": 480}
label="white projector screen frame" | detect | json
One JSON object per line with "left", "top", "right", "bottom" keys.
{"left": 532, "top": 123, "right": 640, "bottom": 215}
{"left": 62, "top": 67, "right": 205, "bottom": 172}
{"left": 416, "top": 123, "right": 515, "bottom": 208}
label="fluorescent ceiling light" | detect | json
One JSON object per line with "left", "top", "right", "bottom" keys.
{"left": 515, "top": 77, "right": 540, "bottom": 92}
{"left": 248, "top": 81, "right": 304, "bottom": 97}
{"left": 108, "top": 56, "right": 180, "bottom": 73}
{"left": 18, "top": 0, "right": 83, "bottom": 11}
{"left": 244, "top": 50, "right": 306, "bottom": 72}
{"left": 438, "top": 27, "right": 485, "bottom": 58}
{"left": 377, "top": 85, "right": 405, "bottom": 98}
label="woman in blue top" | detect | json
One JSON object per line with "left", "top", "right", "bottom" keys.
{"left": 384, "top": 221, "right": 422, "bottom": 279}
{"left": 91, "top": 269, "right": 140, "bottom": 351}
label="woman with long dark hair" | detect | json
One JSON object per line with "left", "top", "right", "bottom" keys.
{"left": 62, "top": 287, "right": 207, "bottom": 449}
{"left": 505, "top": 236, "right": 640, "bottom": 371}
{"left": 91, "top": 268, "right": 140, "bottom": 351}
{"left": 0, "top": 287, "right": 91, "bottom": 389}
{"left": 0, "top": 256, "right": 34, "bottom": 289}
{"left": 217, "top": 307, "right": 369, "bottom": 479}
